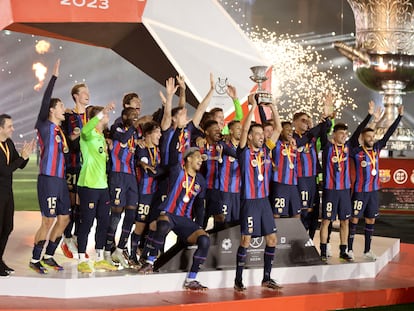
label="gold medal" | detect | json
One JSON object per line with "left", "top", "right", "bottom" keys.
{"left": 183, "top": 195, "right": 190, "bottom": 203}
{"left": 73, "top": 127, "right": 81, "bottom": 135}
{"left": 297, "top": 146, "right": 304, "bottom": 152}
{"left": 289, "top": 163, "right": 294, "bottom": 169}
{"left": 201, "top": 154, "right": 208, "bottom": 161}
{"left": 258, "top": 174, "right": 264, "bottom": 181}
{"left": 282, "top": 149, "right": 288, "bottom": 156}
{"left": 229, "top": 156, "right": 235, "bottom": 162}
{"left": 218, "top": 157, "right": 223, "bottom": 163}
{"left": 251, "top": 159, "right": 258, "bottom": 167}
{"left": 361, "top": 160, "right": 367, "bottom": 168}
{"left": 371, "top": 169, "right": 377, "bottom": 176}
{"left": 332, "top": 156, "right": 338, "bottom": 163}
{"left": 63, "top": 146, "right": 69, "bottom": 153}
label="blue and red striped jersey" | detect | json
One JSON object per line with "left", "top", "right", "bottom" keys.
{"left": 136, "top": 145, "right": 161, "bottom": 194}
{"left": 237, "top": 145, "right": 272, "bottom": 199}
{"left": 271, "top": 140, "right": 298, "bottom": 185}
{"left": 160, "top": 164, "right": 206, "bottom": 219}
{"left": 35, "top": 75, "right": 66, "bottom": 178}
{"left": 351, "top": 114, "right": 402, "bottom": 193}
{"left": 199, "top": 142, "right": 220, "bottom": 190}
{"left": 218, "top": 141, "right": 240, "bottom": 193}
{"left": 110, "top": 123, "right": 138, "bottom": 175}
{"left": 62, "top": 111, "right": 88, "bottom": 170}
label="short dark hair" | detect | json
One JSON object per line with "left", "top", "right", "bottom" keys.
{"left": 333, "top": 122, "right": 348, "bottom": 132}
{"left": 171, "top": 106, "right": 184, "bottom": 118}
{"left": 203, "top": 119, "right": 219, "bottom": 131}
{"left": 122, "top": 93, "right": 139, "bottom": 108}
{"left": 262, "top": 121, "right": 274, "bottom": 129}
{"left": 361, "top": 127, "right": 375, "bottom": 134}
{"left": 248, "top": 122, "right": 263, "bottom": 135}
{"left": 228, "top": 120, "right": 240, "bottom": 130}
{"left": 209, "top": 107, "right": 223, "bottom": 115}
{"left": 71, "top": 83, "right": 87, "bottom": 102}
{"left": 293, "top": 112, "right": 309, "bottom": 121}
{"left": 49, "top": 98, "right": 62, "bottom": 109}
{"left": 142, "top": 121, "right": 160, "bottom": 136}
{"left": 281, "top": 121, "right": 292, "bottom": 128}
{"left": 88, "top": 106, "right": 104, "bottom": 119}
{"left": 0, "top": 114, "right": 12, "bottom": 127}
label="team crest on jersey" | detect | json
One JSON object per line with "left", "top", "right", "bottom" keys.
{"left": 89, "top": 202, "right": 95, "bottom": 209}
{"left": 194, "top": 183, "right": 201, "bottom": 192}
{"left": 116, "top": 127, "right": 124, "bottom": 133}
{"left": 379, "top": 169, "right": 391, "bottom": 183}
{"left": 229, "top": 156, "right": 235, "bottom": 162}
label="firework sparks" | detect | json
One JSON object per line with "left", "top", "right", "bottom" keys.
{"left": 248, "top": 28, "right": 356, "bottom": 122}
{"left": 35, "top": 40, "right": 51, "bottom": 54}
{"left": 32, "top": 62, "right": 47, "bottom": 91}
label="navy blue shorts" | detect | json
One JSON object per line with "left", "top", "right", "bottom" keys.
{"left": 351, "top": 191, "right": 379, "bottom": 219}
{"left": 322, "top": 189, "right": 352, "bottom": 220}
{"left": 161, "top": 212, "right": 202, "bottom": 241}
{"left": 136, "top": 193, "right": 153, "bottom": 223}
{"left": 205, "top": 188, "right": 222, "bottom": 216}
{"left": 65, "top": 167, "right": 80, "bottom": 193}
{"left": 109, "top": 172, "right": 138, "bottom": 207}
{"left": 37, "top": 175, "right": 71, "bottom": 217}
{"left": 270, "top": 182, "right": 301, "bottom": 217}
{"left": 240, "top": 198, "right": 277, "bottom": 237}
{"left": 297, "top": 176, "right": 317, "bottom": 211}
{"left": 219, "top": 191, "right": 240, "bottom": 223}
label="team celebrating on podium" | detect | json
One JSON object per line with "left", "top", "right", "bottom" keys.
{"left": 0, "top": 59, "right": 403, "bottom": 292}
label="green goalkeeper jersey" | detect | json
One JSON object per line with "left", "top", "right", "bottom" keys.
{"left": 77, "top": 115, "right": 108, "bottom": 189}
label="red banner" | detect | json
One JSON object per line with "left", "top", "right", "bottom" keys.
{"left": 1, "top": 0, "right": 146, "bottom": 29}
{"left": 378, "top": 158, "right": 414, "bottom": 213}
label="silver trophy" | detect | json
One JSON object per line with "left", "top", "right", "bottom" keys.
{"left": 334, "top": 0, "right": 414, "bottom": 150}
{"left": 250, "top": 66, "right": 273, "bottom": 105}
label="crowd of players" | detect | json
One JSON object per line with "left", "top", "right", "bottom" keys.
{"left": 1, "top": 58, "right": 404, "bottom": 291}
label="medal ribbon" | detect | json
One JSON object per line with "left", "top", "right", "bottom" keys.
{"left": 57, "top": 126, "right": 68, "bottom": 152}
{"left": 0, "top": 141, "right": 10, "bottom": 165}
{"left": 255, "top": 150, "right": 264, "bottom": 177}
{"left": 284, "top": 143, "right": 294, "bottom": 168}
{"left": 178, "top": 129, "right": 186, "bottom": 152}
{"left": 184, "top": 170, "right": 196, "bottom": 201}
{"left": 334, "top": 143, "right": 344, "bottom": 166}
{"left": 362, "top": 146, "right": 376, "bottom": 171}
{"left": 147, "top": 146, "right": 158, "bottom": 167}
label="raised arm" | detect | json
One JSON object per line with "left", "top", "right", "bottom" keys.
{"left": 161, "top": 77, "right": 179, "bottom": 131}
{"left": 176, "top": 75, "right": 186, "bottom": 108}
{"left": 192, "top": 73, "right": 215, "bottom": 128}
{"left": 269, "top": 100, "right": 282, "bottom": 144}
{"left": 37, "top": 59, "right": 60, "bottom": 124}
{"left": 377, "top": 105, "right": 403, "bottom": 149}
{"left": 239, "top": 94, "right": 257, "bottom": 149}
{"left": 348, "top": 100, "right": 374, "bottom": 147}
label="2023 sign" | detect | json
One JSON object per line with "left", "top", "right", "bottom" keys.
{"left": 60, "top": 0, "right": 109, "bottom": 9}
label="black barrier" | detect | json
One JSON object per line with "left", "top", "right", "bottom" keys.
{"left": 155, "top": 218, "right": 323, "bottom": 272}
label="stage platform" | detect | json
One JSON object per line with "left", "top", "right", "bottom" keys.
{"left": 0, "top": 212, "right": 413, "bottom": 311}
